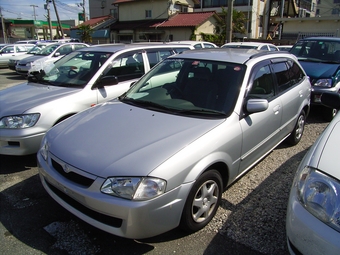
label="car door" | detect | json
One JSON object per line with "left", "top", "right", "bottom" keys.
{"left": 271, "top": 59, "right": 308, "bottom": 135}
{"left": 239, "top": 62, "right": 283, "bottom": 172}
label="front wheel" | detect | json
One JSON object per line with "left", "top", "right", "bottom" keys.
{"left": 179, "top": 170, "right": 222, "bottom": 233}
{"left": 286, "top": 110, "right": 305, "bottom": 146}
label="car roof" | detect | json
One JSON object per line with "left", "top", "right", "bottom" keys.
{"left": 223, "top": 42, "right": 274, "bottom": 46}
{"left": 78, "top": 43, "right": 195, "bottom": 53}
{"left": 299, "top": 37, "right": 340, "bottom": 42}
{"left": 167, "top": 48, "right": 295, "bottom": 64}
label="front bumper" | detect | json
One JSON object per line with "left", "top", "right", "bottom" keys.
{"left": 311, "top": 87, "right": 339, "bottom": 105}
{"left": 286, "top": 186, "right": 340, "bottom": 255}
{"left": 0, "top": 128, "right": 45, "bottom": 155}
{"left": 16, "top": 65, "right": 30, "bottom": 75}
{"left": 38, "top": 152, "right": 192, "bottom": 239}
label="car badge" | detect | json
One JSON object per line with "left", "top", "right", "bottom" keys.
{"left": 63, "top": 164, "right": 71, "bottom": 173}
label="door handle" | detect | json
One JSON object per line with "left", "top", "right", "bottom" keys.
{"left": 273, "top": 105, "right": 280, "bottom": 114}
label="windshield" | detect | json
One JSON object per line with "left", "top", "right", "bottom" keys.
{"left": 29, "top": 51, "right": 113, "bottom": 88}
{"left": 290, "top": 39, "right": 340, "bottom": 63}
{"left": 27, "top": 45, "right": 47, "bottom": 54}
{"left": 122, "top": 58, "right": 245, "bottom": 118}
{"left": 35, "top": 44, "right": 60, "bottom": 56}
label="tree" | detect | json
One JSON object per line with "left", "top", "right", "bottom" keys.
{"left": 213, "top": 7, "right": 247, "bottom": 45}
{"left": 77, "top": 24, "right": 93, "bottom": 43}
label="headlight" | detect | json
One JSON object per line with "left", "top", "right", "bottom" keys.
{"left": 313, "top": 78, "right": 332, "bottom": 87}
{"left": 40, "top": 137, "right": 49, "bottom": 161}
{"left": 0, "top": 113, "right": 40, "bottom": 128}
{"left": 296, "top": 166, "right": 340, "bottom": 232}
{"left": 101, "top": 177, "right": 166, "bottom": 200}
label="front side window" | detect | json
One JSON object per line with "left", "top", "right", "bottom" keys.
{"left": 146, "top": 49, "right": 173, "bottom": 68}
{"left": 122, "top": 58, "right": 246, "bottom": 118}
{"left": 248, "top": 65, "right": 275, "bottom": 100}
{"left": 104, "top": 52, "right": 145, "bottom": 82}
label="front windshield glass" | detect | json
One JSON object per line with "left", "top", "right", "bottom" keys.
{"left": 290, "top": 39, "right": 340, "bottom": 63}
{"left": 29, "top": 51, "right": 113, "bottom": 88}
{"left": 123, "top": 58, "right": 246, "bottom": 118}
{"left": 27, "top": 45, "right": 47, "bottom": 54}
{"left": 35, "top": 44, "right": 60, "bottom": 56}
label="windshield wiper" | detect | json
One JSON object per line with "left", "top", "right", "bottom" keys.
{"left": 121, "top": 97, "right": 172, "bottom": 111}
{"left": 175, "top": 108, "right": 227, "bottom": 117}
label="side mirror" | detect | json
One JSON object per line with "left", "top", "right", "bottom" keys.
{"left": 321, "top": 92, "right": 340, "bottom": 110}
{"left": 54, "top": 52, "right": 61, "bottom": 57}
{"left": 95, "top": 76, "right": 119, "bottom": 89}
{"left": 245, "top": 99, "right": 269, "bottom": 114}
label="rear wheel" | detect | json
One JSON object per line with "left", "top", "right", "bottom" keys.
{"left": 179, "top": 170, "right": 222, "bottom": 233}
{"left": 286, "top": 110, "right": 305, "bottom": 145}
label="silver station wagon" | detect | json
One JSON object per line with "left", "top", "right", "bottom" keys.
{"left": 0, "top": 44, "right": 194, "bottom": 156}
{"left": 38, "top": 49, "right": 311, "bottom": 239}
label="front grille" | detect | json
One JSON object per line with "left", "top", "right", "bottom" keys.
{"left": 51, "top": 159, "right": 94, "bottom": 187}
{"left": 46, "top": 180, "right": 123, "bottom": 228}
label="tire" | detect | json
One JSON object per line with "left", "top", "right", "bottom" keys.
{"left": 286, "top": 110, "right": 305, "bottom": 146}
{"left": 179, "top": 170, "right": 222, "bottom": 233}
{"left": 323, "top": 106, "right": 338, "bottom": 122}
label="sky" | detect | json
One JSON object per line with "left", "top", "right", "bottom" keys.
{"left": 0, "top": 0, "right": 90, "bottom": 21}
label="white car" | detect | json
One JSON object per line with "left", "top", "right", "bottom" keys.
{"left": 0, "top": 43, "right": 194, "bottom": 156}
{"left": 286, "top": 92, "right": 340, "bottom": 254}
{"left": 0, "top": 44, "right": 35, "bottom": 67}
{"left": 221, "top": 42, "right": 279, "bottom": 51}
{"left": 8, "top": 42, "right": 53, "bottom": 70}
{"left": 15, "top": 42, "right": 89, "bottom": 76}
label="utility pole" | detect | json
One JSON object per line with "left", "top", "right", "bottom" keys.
{"left": 44, "top": 0, "right": 53, "bottom": 39}
{"left": 30, "top": 5, "right": 38, "bottom": 39}
{"left": 0, "top": 7, "right": 7, "bottom": 43}
{"left": 82, "top": 0, "right": 86, "bottom": 21}
{"left": 52, "top": 0, "right": 64, "bottom": 38}
{"left": 226, "top": 0, "right": 233, "bottom": 43}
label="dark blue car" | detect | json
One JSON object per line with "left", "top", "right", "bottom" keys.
{"left": 290, "top": 37, "right": 340, "bottom": 121}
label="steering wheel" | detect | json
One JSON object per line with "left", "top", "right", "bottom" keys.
{"left": 68, "top": 69, "right": 78, "bottom": 78}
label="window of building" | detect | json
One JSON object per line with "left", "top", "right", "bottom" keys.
{"left": 331, "top": 8, "right": 340, "bottom": 15}
{"left": 145, "top": 10, "right": 152, "bottom": 18}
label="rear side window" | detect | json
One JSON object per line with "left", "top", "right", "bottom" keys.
{"left": 272, "top": 61, "right": 304, "bottom": 93}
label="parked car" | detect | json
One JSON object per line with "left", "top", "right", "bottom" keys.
{"left": 15, "top": 42, "right": 89, "bottom": 76}
{"left": 286, "top": 91, "right": 340, "bottom": 255}
{"left": 0, "top": 44, "right": 35, "bottom": 67}
{"left": 221, "top": 42, "right": 279, "bottom": 51}
{"left": 8, "top": 42, "right": 54, "bottom": 70}
{"left": 14, "top": 40, "right": 39, "bottom": 44}
{"left": 38, "top": 48, "right": 311, "bottom": 239}
{"left": 168, "top": 40, "right": 218, "bottom": 49}
{"left": 0, "top": 43, "right": 194, "bottom": 156}
{"left": 277, "top": 45, "right": 292, "bottom": 51}
{"left": 289, "top": 36, "right": 340, "bottom": 121}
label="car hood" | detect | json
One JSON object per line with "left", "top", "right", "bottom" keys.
{"left": 18, "top": 55, "right": 46, "bottom": 64}
{"left": 298, "top": 61, "right": 339, "bottom": 79}
{"left": 0, "top": 82, "right": 78, "bottom": 116}
{"left": 47, "top": 101, "right": 224, "bottom": 177}
{"left": 316, "top": 118, "right": 340, "bottom": 180}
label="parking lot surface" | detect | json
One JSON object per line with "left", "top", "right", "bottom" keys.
{"left": 0, "top": 68, "right": 329, "bottom": 254}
